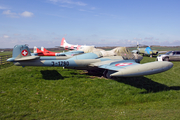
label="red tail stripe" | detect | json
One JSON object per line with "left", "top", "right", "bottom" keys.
{"left": 61, "top": 37, "right": 65, "bottom": 46}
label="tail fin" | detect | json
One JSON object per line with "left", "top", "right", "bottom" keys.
{"left": 64, "top": 39, "right": 67, "bottom": 45}
{"left": 41, "top": 47, "right": 54, "bottom": 53}
{"left": 34, "top": 46, "right": 38, "bottom": 53}
{"left": 61, "top": 37, "right": 66, "bottom": 47}
{"left": 34, "top": 46, "right": 43, "bottom": 53}
{"left": 61, "top": 37, "right": 69, "bottom": 47}
{"left": 13, "top": 45, "right": 31, "bottom": 58}
{"left": 137, "top": 42, "right": 139, "bottom": 49}
{"left": 41, "top": 46, "right": 44, "bottom": 52}
{"left": 7, "top": 45, "right": 39, "bottom": 62}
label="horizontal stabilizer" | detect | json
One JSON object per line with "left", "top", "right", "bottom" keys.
{"left": 14, "top": 56, "right": 40, "bottom": 61}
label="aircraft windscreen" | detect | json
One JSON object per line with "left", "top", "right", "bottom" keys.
{"left": 165, "top": 51, "right": 172, "bottom": 55}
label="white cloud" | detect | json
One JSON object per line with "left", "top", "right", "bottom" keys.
{"left": 49, "top": 0, "right": 58, "bottom": 2}
{"left": 59, "top": 4, "right": 73, "bottom": 8}
{"left": 144, "top": 37, "right": 154, "bottom": 40}
{"left": 133, "top": 37, "right": 142, "bottom": 41}
{"left": 49, "top": 0, "right": 87, "bottom": 6}
{"left": 3, "top": 10, "right": 15, "bottom": 15}
{"left": 3, "top": 35, "right": 10, "bottom": 38}
{"left": 2, "top": 10, "right": 18, "bottom": 18}
{"left": 90, "top": 7, "right": 96, "bottom": 10}
{"left": 20, "top": 11, "right": 34, "bottom": 17}
{"left": 2, "top": 10, "right": 34, "bottom": 18}
{"left": 0, "top": 5, "right": 8, "bottom": 9}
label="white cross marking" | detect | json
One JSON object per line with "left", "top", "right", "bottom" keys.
{"left": 115, "top": 63, "right": 132, "bottom": 66}
{"left": 21, "top": 50, "right": 28, "bottom": 56}
{"left": 23, "top": 51, "right": 27, "bottom": 55}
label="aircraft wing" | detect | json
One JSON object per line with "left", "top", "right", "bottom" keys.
{"left": 90, "top": 59, "right": 173, "bottom": 77}
{"left": 90, "top": 59, "right": 138, "bottom": 70}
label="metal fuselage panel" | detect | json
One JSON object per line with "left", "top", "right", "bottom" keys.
{"left": 13, "top": 59, "right": 101, "bottom": 70}
{"left": 40, "top": 56, "right": 72, "bottom": 60}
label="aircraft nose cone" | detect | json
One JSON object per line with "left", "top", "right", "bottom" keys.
{"left": 7, "top": 58, "right": 14, "bottom": 62}
{"left": 153, "top": 61, "right": 173, "bottom": 72}
{"left": 166, "top": 61, "right": 173, "bottom": 68}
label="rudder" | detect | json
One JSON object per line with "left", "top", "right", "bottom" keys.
{"left": 61, "top": 37, "right": 65, "bottom": 46}
{"left": 13, "top": 45, "right": 31, "bottom": 59}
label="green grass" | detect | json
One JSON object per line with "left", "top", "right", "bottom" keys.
{"left": 151, "top": 47, "right": 180, "bottom": 51}
{"left": 0, "top": 57, "right": 180, "bottom": 119}
{"left": 128, "top": 47, "right": 180, "bottom": 51}
{"left": 0, "top": 63, "right": 14, "bottom": 69}
{"left": 0, "top": 52, "right": 12, "bottom": 56}
{"left": 0, "top": 54, "right": 12, "bottom": 65}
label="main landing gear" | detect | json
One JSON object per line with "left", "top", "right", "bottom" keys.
{"left": 103, "top": 70, "right": 112, "bottom": 79}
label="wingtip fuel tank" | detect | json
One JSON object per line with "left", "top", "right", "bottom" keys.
{"left": 110, "top": 61, "right": 173, "bottom": 77}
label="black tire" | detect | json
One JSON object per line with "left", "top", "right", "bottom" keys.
{"left": 164, "top": 57, "right": 169, "bottom": 61}
{"left": 103, "top": 70, "right": 111, "bottom": 79}
{"left": 103, "top": 70, "right": 107, "bottom": 78}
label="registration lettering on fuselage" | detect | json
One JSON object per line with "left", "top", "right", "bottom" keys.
{"left": 52, "top": 61, "right": 69, "bottom": 66}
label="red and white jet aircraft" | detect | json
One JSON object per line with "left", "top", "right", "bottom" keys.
{"left": 33, "top": 46, "right": 59, "bottom": 56}
{"left": 33, "top": 46, "right": 84, "bottom": 56}
{"left": 60, "top": 37, "right": 95, "bottom": 50}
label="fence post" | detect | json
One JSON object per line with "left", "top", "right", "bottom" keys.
{"left": 0, "top": 55, "right": 12, "bottom": 65}
{"left": 0, "top": 56, "right": 2, "bottom": 65}
{"left": 6, "top": 55, "right": 8, "bottom": 64}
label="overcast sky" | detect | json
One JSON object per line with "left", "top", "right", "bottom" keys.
{"left": 1, "top": 0, "right": 180, "bottom": 48}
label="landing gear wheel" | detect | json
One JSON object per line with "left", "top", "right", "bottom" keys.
{"left": 164, "top": 57, "right": 169, "bottom": 61}
{"left": 103, "top": 70, "right": 111, "bottom": 79}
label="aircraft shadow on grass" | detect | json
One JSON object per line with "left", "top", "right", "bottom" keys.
{"left": 114, "top": 77, "right": 180, "bottom": 93}
{"left": 40, "top": 70, "right": 88, "bottom": 80}
{"left": 40, "top": 70, "right": 64, "bottom": 80}
{"left": 40, "top": 70, "right": 180, "bottom": 93}
{"left": 84, "top": 71, "right": 180, "bottom": 93}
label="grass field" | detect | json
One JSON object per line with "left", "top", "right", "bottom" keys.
{"left": 128, "top": 46, "right": 180, "bottom": 52}
{"left": 0, "top": 56, "right": 180, "bottom": 119}
{"left": 0, "top": 52, "right": 12, "bottom": 56}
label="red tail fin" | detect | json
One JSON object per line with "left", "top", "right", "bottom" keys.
{"left": 34, "top": 46, "right": 43, "bottom": 54}
{"left": 37, "top": 48, "right": 43, "bottom": 53}
{"left": 41, "top": 47, "right": 55, "bottom": 53}
{"left": 61, "top": 37, "right": 65, "bottom": 46}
